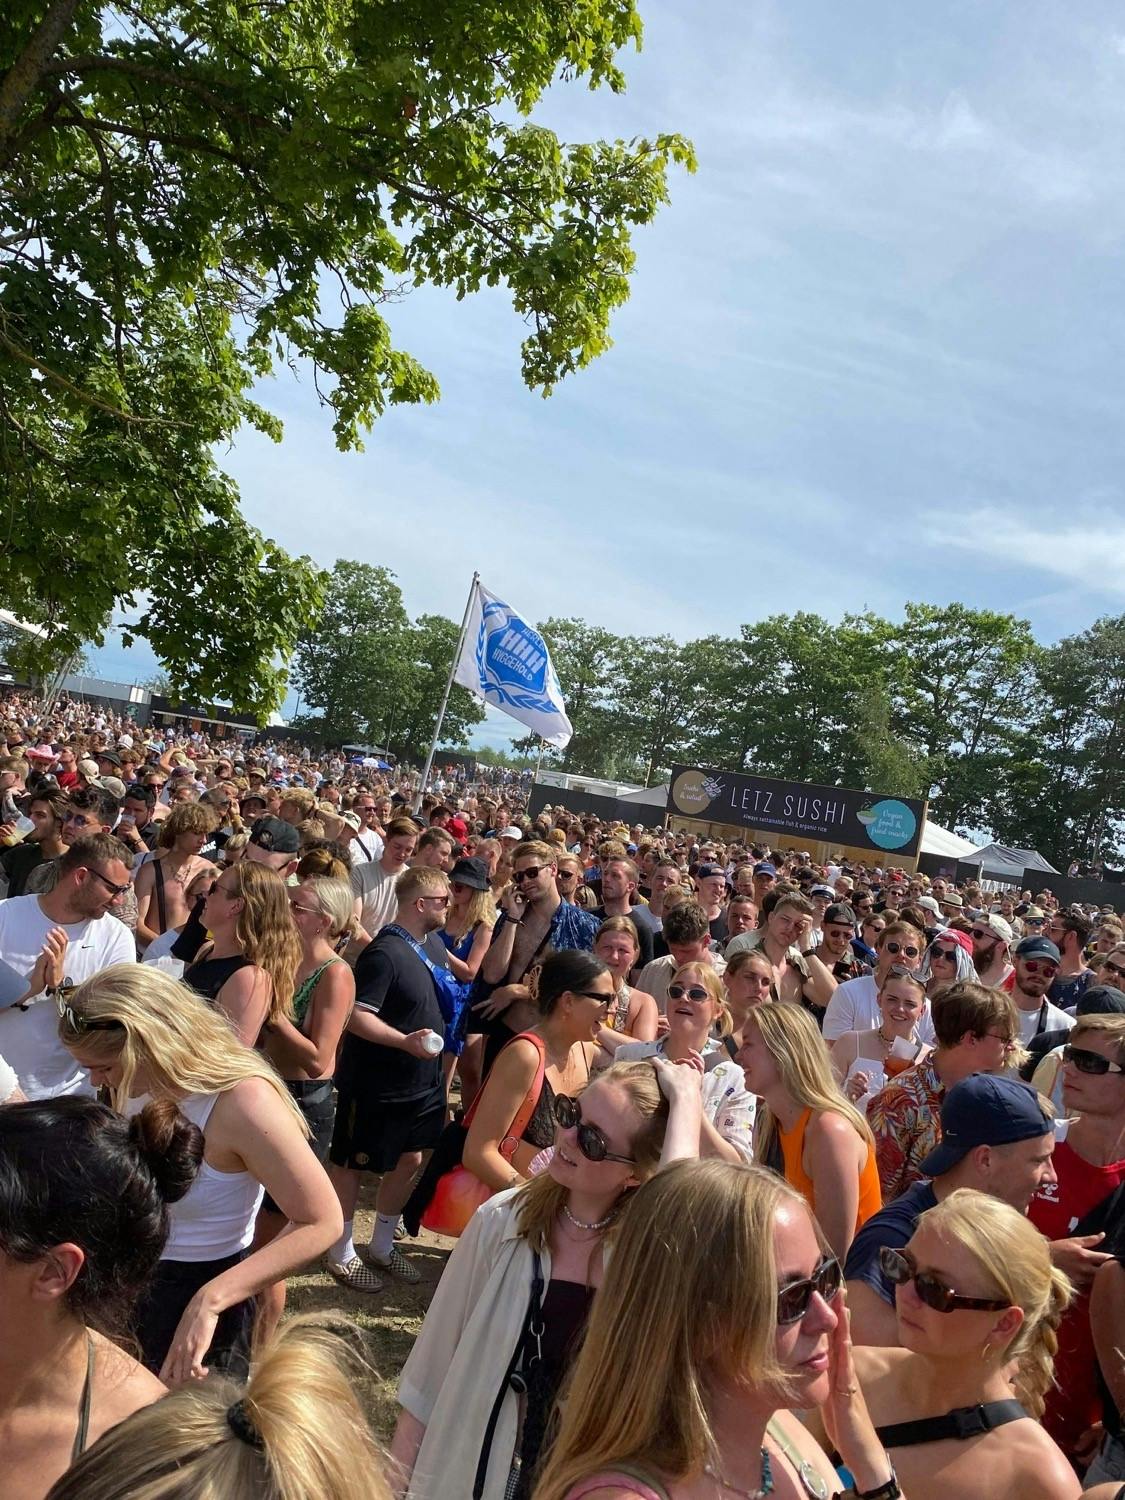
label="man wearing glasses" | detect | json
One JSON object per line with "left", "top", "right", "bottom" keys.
{"left": 0, "top": 832, "right": 136, "bottom": 1099}
{"left": 1028, "top": 1014, "right": 1125, "bottom": 1464}
{"left": 1009, "top": 936, "right": 1075, "bottom": 1047}
{"left": 822, "top": 921, "right": 935, "bottom": 1046}
{"left": 970, "top": 911, "right": 1014, "bottom": 988}
{"left": 348, "top": 793, "right": 385, "bottom": 869}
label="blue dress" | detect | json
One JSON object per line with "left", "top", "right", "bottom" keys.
{"left": 438, "top": 925, "right": 476, "bottom": 1055}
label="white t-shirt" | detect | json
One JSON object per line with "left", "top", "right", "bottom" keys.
{"left": 822, "top": 972, "right": 936, "bottom": 1046}
{"left": 349, "top": 830, "right": 384, "bottom": 868}
{"left": 1016, "top": 999, "right": 1075, "bottom": 1047}
{"left": 142, "top": 924, "right": 186, "bottom": 979}
{"left": 351, "top": 861, "right": 400, "bottom": 938}
{"left": 0, "top": 895, "right": 137, "bottom": 1098}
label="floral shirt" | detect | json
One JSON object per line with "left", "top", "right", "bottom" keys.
{"left": 867, "top": 1055, "right": 945, "bottom": 1202}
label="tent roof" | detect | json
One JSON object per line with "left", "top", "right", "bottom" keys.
{"left": 965, "top": 842, "right": 1059, "bottom": 878}
{"left": 920, "top": 821, "right": 978, "bottom": 858}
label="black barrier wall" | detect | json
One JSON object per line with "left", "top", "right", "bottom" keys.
{"left": 528, "top": 784, "right": 665, "bottom": 828}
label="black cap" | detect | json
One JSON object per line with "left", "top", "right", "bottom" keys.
{"left": 98, "top": 749, "right": 122, "bottom": 768}
{"left": 1076, "top": 985, "right": 1125, "bottom": 1017}
{"left": 249, "top": 815, "right": 300, "bottom": 855}
{"left": 697, "top": 862, "right": 728, "bottom": 880}
{"left": 823, "top": 902, "right": 856, "bottom": 927}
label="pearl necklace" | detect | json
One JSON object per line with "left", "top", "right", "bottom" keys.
{"left": 562, "top": 1203, "right": 619, "bottom": 1233}
{"left": 702, "top": 1448, "right": 774, "bottom": 1498}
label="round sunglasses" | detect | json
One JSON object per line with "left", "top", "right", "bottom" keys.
{"left": 553, "top": 1095, "right": 635, "bottom": 1164}
{"left": 879, "top": 1246, "right": 1009, "bottom": 1314}
{"left": 668, "top": 983, "right": 711, "bottom": 1002}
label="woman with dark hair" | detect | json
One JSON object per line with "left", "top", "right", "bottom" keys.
{"left": 461, "top": 950, "right": 614, "bottom": 1192}
{"left": 0, "top": 1094, "right": 203, "bottom": 1498}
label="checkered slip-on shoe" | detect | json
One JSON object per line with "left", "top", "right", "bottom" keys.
{"left": 326, "top": 1255, "right": 385, "bottom": 1293}
{"left": 367, "top": 1245, "right": 422, "bottom": 1284}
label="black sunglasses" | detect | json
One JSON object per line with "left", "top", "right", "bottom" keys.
{"left": 776, "top": 1255, "right": 843, "bottom": 1324}
{"left": 1103, "top": 961, "right": 1125, "bottom": 982}
{"left": 1063, "top": 1044, "right": 1125, "bottom": 1077}
{"left": 879, "top": 1247, "right": 1009, "bottom": 1314}
{"left": 513, "top": 866, "right": 544, "bottom": 883}
{"left": 884, "top": 941, "right": 920, "bottom": 959}
{"left": 553, "top": 1095, "right": 635, "bottom": 1164}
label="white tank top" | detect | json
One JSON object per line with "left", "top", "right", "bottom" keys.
{"left": 128, "top": 1091, "right": 264, "bottom": 1262}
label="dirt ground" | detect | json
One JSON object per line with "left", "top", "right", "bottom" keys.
{"left": 285, "top": 1174, "right": 453, "bottom": 1440}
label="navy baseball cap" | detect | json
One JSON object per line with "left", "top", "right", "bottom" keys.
{"left": 1015, "top": 936, "right": 1061, "bottom": 964}
{"left": 697, "top": 862, "right": 727, "bottom": 880}
{"left": 919, "top": 1076, "right": 1053, "bottom": 1178}
{"left": 754, "top": 862, "right": 777, "bottom": 877}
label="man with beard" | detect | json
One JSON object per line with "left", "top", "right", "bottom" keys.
{"left": 1048, "top": 909, "right": 1094, "bottom": 1012}
{"left": 593, "top": 856, "right": 656, "bottom": 968}
{"left": 1010, "top": 936, "right": 1075, "bottom": 1047}
{"left": 0, "top": 786, "right": 67, "bottom": 899}
{"left": 971, "top": 911, "right": 1014, "bottom": 987}
{"left": 0, "top": 832, "right": 136, "bottom": 1097}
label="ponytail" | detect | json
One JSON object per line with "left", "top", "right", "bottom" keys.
{"left": 45, "top": 1315, "right": 391, "bottom": 1500}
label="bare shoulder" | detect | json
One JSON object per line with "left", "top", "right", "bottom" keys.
{"left": 852, "top": 1342, "right": 909, "bottom": 1386}
{"left": 1007, "top": 1421, "right": 1083, "bottom": 1497}
{"left": 210, "top": 1074, "right": 289, "bottom": 1129}
{"left": 808, "top": 1108, "right": 863, "bottom": 1147}
{"left": 93, "top": 1333, "right": 166, "bottom": 1429}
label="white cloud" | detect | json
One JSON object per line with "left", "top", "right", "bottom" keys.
{"left": 928, "top": 508, "right": 1125, "bottom": 597}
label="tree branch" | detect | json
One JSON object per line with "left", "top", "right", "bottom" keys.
{"left": 0, "top": 0, "right": 81, "bottom": 144}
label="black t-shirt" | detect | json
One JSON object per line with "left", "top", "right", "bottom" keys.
{"left": 0, "top": 840, "right": 43, "bottom": 899}
{"left": 336, "top": 930, "right": 445, "bottom": 1102}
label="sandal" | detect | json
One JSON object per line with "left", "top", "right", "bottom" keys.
{"left": 326, "top": 1255, "right": 385, "bottom": 1293}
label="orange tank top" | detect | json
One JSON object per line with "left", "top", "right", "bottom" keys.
{"left": 778, "top": 1107, "right": 882, "bottom": 1231}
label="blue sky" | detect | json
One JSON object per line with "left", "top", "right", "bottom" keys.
{"left": 90, "top": 1, "right": 1125, "bottom": 751}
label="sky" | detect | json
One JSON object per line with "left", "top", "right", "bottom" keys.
{"left": 89, "top": 1, "right": 1125, "bottom": 752}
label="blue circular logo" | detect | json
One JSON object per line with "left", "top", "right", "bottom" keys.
{"left": 856, "top": 798, "right": 917, "bottom": 851}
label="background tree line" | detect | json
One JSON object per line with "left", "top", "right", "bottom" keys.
{"left": 291, "top": 566, "right": 1125, "bottom": 867}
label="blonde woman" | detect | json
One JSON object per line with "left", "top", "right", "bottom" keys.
{"left": 723, "top": 947, "right": 774, "bottom": 1033}
{"left": 58, "top": 965, "right": 342, "bottom": 1384}
{"left": 134, "top": 801, "right": 219, "bottom": 949}
{"left": 45, "top": 1316, "right": 391, "bottom": 1500}
{"left": 737, "top": 1001, "right": 882, "bottom": 1259}
{"left": 616, "top": 962, "right": 755, "bottom": 1163}
{"left": 254, "top": 874, "right": 357, "bottom": 1340}
{"left": 390, "top": 1059, "right": 703, "bottom": 1500}
{"left": 593, "top": 917, "right": 660, "bottom": 1057}
{"left": 533, "top": 1160, "right": 897, "bottom": 1500}
{"left": 848, "top": 1189, "right": 1079, "bottom": 1500}
{"left": 188, "top": 861, "right": 301, "bottom": 1046}
{"left": 439, "top": 856, "right": 497, "bottom": 984}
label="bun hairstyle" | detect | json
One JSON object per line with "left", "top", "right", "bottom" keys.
{"left": 535, "top": 949, "right": 611, "bottom": 1017}
{"left": 45, "top": 1314, "right": 391, "bottom": 1500}
{"left": 0, "top": 1096, "right": 202, "bottom": 1335}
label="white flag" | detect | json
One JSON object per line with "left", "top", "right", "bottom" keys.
{"left": 453, "top": 581, "right": 573, "bottom": 747}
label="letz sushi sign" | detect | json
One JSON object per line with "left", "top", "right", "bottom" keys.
{"left": 667, "top": 765, "right": 926, "bottom": 858}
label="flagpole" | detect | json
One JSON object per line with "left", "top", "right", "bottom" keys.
{"left": 533, "top": 737, "right": 545, "bottom": 784}
{"left": 413, "top": 571, "right": 479, "bottom": 814}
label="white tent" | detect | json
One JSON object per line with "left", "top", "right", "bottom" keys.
{"left": 0, "top": 609, "right": 47, "bottom": 639}
{"left": 920, "top": 821, "right": 978, "bottom": 859}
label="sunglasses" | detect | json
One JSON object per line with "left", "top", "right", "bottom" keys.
{"left": 512, "top": 866, "right": 544, "bottom": 883}
{"left": 553, "top": 1095, "right": 635, "bottom": 1164}
{"left": 931, "top": 946, "right": 960, "bottom": 961}
{"left": 776, "top": 1255, "right": 843, "bottom": 1324}
{"left": 884, "top": 963, "right": 922, "bottom": 982}
{"left": 884, "top": 941, "right": 920, "bottom": 959}
{"left": 55, "top": 989, "right": 124, "bottom": 1033}
{"left": 83, "top": 866, "right": 130, "bottom": 898}
{"left": 668, "top": 983, "right": 711, "bottom": 1002}
{"left": 288, "top": 898, "right": 321, "bottom": 917}
{"left": 879, "top": 1247, "right": 1010, "bottom": 1314}
{"left": 1063, "top": 1044, "right": 1125, "bottom": 1077}
{"left": 972, "top": 928, "right": 998, "bottom": 942}
{"left": 1103, "top": 961, "right": 1125, "bottom": 982}
{"left": 1019, "top": 959, "right": 1058, "bottom": 978}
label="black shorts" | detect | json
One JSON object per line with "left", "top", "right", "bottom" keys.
{"left": 329, "top": 1085, "right": 447, "bottom": 1173}
{"left": 261, "top": 1078, "right": 336, "bottom": 1216}
{"left": 134, "top": 1252, "right": 253, "bottom": 1376}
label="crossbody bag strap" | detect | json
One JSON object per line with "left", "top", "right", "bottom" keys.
{"left": 876, "top": 1399, "right": 1027, "bottom": 1449}
{"left": 472, "top": 1250, "right": 544, "bottom": 1500}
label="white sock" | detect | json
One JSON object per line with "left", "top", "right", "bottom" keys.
{"left": 371, "top": 1211, "right": 400, "bottom": 1260}
{"left": 329, "top": 1219, "right": 355, "bottom": 1266}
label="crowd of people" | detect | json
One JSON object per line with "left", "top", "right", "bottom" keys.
{"left": 1, "top": 690, "right": 1124, "bottom": 1499}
